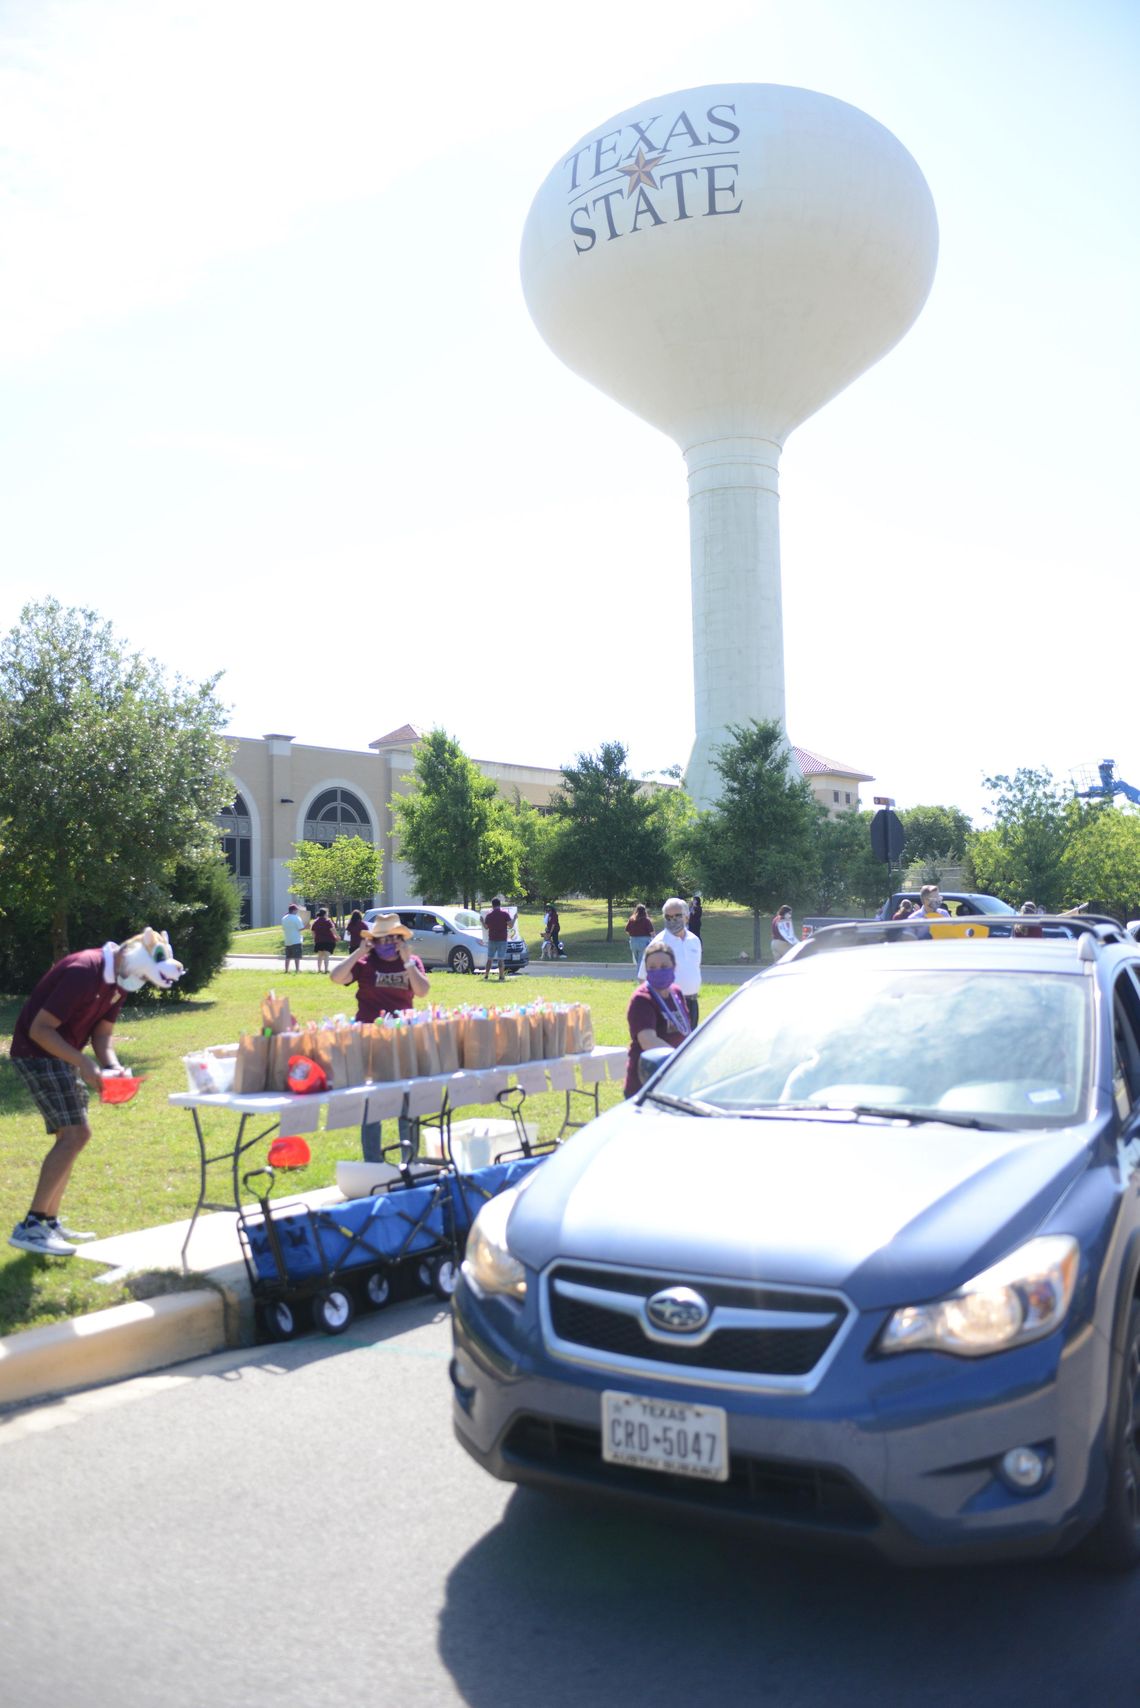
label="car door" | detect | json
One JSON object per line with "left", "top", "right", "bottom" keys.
{"left": 412, "top": 910, "right": 448, "bottom": 967}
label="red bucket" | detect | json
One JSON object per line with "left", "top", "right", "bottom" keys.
{"left": 268, "top": 1136, "right": 311, "bottom": 1170}
{"left": 100, "top": 1074, "right": 146, "bottom": 1105}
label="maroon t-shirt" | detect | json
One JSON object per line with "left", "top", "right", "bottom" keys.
{"left": 625, "top": 915, "right": 654, "bottom": 940}
{"left": 11, "top": 948, "right": 125, "bottom": 1059}
{"left": 311, "top": 916, "right": 337, "bottom": 948}
{"left": 483, "top": 906, "right": 512, "bottom": 943}
{"left": 348, "top": 952, "right": 426, "bottom": 1024}
{"left": 624, "top": 981, "right": 689, "bottom": 1097}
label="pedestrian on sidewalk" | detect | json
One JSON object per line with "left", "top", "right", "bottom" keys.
{"left": 8, "top": 930, "right": 185, "bottom": 1257}
{"left": 482, "top": 896, "right": 512, "bottom": 981}
{"left": 624, "top": 903, "right": 655, "bottom": 971}
{"left": 309, "top": 907, "right": 337, "bottom": 974}
{"left": 770, "top": 905, "right": 796, "bottom": 961}
{"left": 281, "top": 903, "right": 304, "bottom": 972}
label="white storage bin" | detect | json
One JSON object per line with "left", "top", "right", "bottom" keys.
{"left": 336, "top": 1159, "right": 402, "bottom": 1199}
{"left": 425, "top": 1118, "right": 539, "bottom": 1172}
{"left": 183, "top": 1045, "right": 238, "bottom": 1095}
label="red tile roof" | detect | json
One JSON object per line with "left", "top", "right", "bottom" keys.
{"left": 369, "top": 723, "right": 422, "bottom": 749}
{"left": 792, "top": 744, "right": 874, "bottom": 782}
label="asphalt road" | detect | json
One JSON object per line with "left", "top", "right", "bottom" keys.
{"left": 2, "top": 1302, "right": 1139, "bottom": 1708}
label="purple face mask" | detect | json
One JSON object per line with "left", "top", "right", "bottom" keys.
{"left": 646, "top": 965, "right": 674, "bottom": 991}
{"left": 375, "top": 939, "right": 402, "bottom": 960}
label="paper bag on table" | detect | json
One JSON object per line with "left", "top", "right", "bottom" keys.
{"left": 260, "top": 989, "right": 295, "bottom": 1036}
{"left": 567, "top": 1002, "right": 595, "bottom": 1053}
{"left": 268, "top": 1030, "right": 303, "bottom": 1091}
{"left": 461, "top": 1012, "right": 497, "bottom": 1071}
{"left": 493, "top": 1009, "right": 522, "bottom": 1066}
{"left": 434, "top": 1012, "right": 461, "bottom": 1074}
{"left": 392, "top": 1019, "right": 419, "bottom": 1079}
{"left": 297, "top": 1022, "right": 333, "bottom": 1079}
{"left": 330, "top": 1025, "right": 367, "bottom": 1090}
{"left": 413, "top": 1015, "right": 442, "bottom": 1078}
{"left": 542, "top": 1005, "right": 568, "bottom": 1059}
{"left": 233, "top": 1031, "right": 269, "bottom": 1094}
{"left": 526, "top": 1009, "right": 546, "bottom": 1062}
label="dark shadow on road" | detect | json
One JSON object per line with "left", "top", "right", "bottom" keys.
{"left": 438, "top": 1485, "right": 1140, "bottom": 1708}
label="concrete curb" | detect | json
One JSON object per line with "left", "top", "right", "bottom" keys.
{"left": 0, "top": 1287, "right": 234, "bottom": 1410}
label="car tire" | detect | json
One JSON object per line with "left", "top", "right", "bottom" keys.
{"left": 449, "top": 947, "right": 474, "bottom": 974}
{"left": 1082, "top": 1297, "right": 1140, "bottom": 1570}
{"left": 312, "top": 1286, "right": 355, "bottom": 1336}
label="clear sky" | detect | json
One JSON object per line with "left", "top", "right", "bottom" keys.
{"left": 2, "top": 0, "right": 1137, "bottom": 825}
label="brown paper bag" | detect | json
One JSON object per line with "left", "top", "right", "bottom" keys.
{"left": 413, "top": 1017, "right": 442, "bottom": 1078}
{"left": 574, "top": 1002, "right": 596, "bottom": 1052}
{"left": 261, "top": 990, "right": 295, "bottom": 1036}
{"left": 233, "top": 1032, "right": 269, "bottom": 1093}
{"left": 299, "top": 1023, "right": 334, "bottom": 1079}
{"left": 363, "top": 1023, "right": 397, "bottom": 1083}
{"left": 461, "top": 1013, "right": 496, "bottom": 1070}
{"left": 526, "top": 1010, "right": 546, "bottom": 1061}
{"left": 542, "top": 1006, "right": 568, "bottom": 1059}
{"left": 493, "top": 1009, "right": 521, "bottom": 1066}
{"left": 330, "top": 1026, "right": 367, "bottom": 1090}
{"left": 435, "top": 1013, "right": 461, "bottom": 1074}
{"left": 269, "top": 1030, "right": 302, "bottom": 1091}
{"left": 514, "top": 1010, "right": 531, "bottom": 1065}
{"left": 392, "top": 1021, "right": 418, "bottom": 1079}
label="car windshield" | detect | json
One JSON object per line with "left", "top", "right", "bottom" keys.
{"left": 452, "top": 909, "right": 482, "bottom": 930}
{"left": 968, "top": 896, "right": 1016, "bottom": 915}
{"left": 653, "top": 966, "right": 1091, "bottom": 1129}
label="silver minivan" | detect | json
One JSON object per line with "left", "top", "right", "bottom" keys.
{"left": 363, "top": 905, "right": 528, "bottom": 975}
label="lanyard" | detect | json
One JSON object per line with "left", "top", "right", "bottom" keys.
{"left": 650, "top": 985, "right": 691, "bottom": 1036}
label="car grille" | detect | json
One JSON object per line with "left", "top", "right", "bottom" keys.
{"left": 544, "top": 1264, "right": 849, "bottom": 1388}
{"left": 502, "top": 1416, "right": 878, "bottom": 1531}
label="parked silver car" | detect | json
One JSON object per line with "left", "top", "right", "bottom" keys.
{"left": 363, "top": 905, "right": 528, "bottom": 975}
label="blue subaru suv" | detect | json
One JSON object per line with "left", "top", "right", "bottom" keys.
{"left": 451, "top": 918, "right": 1140, "bottom": 1567}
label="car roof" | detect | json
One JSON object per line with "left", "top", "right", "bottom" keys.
{"left": 792, "top": 916, "right": 1134, "bottom": 976}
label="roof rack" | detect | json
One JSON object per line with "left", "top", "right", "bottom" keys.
{"left": 796, "top": 914, "right": 1128, "bottom": 957}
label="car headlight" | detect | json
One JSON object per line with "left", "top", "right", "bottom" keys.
{"left": 880, "top": 1235, "right": 1079, "bottom": 1357}
{"left": 462, "top": 1189, "right": 527, "bottom": 1299}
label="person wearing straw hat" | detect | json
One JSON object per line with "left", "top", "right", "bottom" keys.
{"left": 8, "top": 929, "right": 184, "bottom": 1257}
{"left": 330, "top": 914, "right": 430, "bottom": 1163}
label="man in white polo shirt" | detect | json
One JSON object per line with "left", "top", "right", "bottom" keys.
{"left": 639, "top": 896, "right": 703, "bottom": 1028}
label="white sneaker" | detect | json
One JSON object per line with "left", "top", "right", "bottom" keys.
{"left": 9, "top": 1219, "right": 76, "bottom": 1257}
{"left": 50, "top": 1219, "right": 98, "bottom": 1243}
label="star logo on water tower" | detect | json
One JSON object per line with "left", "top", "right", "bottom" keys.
{"left": 616, "top": 146, "right": 666, "bottom": 196}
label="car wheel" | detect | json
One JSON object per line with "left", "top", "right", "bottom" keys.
{"left": 449, "top": 947, "right": 474, "bottom": 974}
{"left": 363, "top": 1270, "right": 391, "bottom": 1310}
{"left": 1082, "top": 1297, "right": 1140, "bottom": 1570}
{"left": 312, "top": 1287, "right": 355, "bottom": 1336}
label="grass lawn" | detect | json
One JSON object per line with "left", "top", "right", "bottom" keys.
{"left": 234, "top": 899, "right": 771, "bottom": 966}
{"left": 0, "top": 967, "right": 737, "bottom": 1339}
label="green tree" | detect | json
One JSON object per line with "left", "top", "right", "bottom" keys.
{"left": 0, "top": 599, "right": 234, "bottom": 961}
{"left": 505, "top": 792, "right": 557, "bottom": 905}
{"left": 962, "top": 767, "right": 1078, "bottom": 910}
{"left": 1062, "top": 805, "right": 1140, "bottom": 921}
{"left": 693, "top": 720, "right": 822, "bottom": 961}
{"left": 651, "top": 781, "right": 701, "bottom": 900}
{"left": 389, "top": 728, "right": 520, "bottom": 906}
{"left": 813, "top": 810, "right": 891, "bottom": 917}
{"left": 900, "top": 803, "right": 973, "bottom": 863}
{"left": 287, "top": 835, "right": 382, "bottom": 923}
{"left": 547, "top": 741, "right": 671, "bottom": 940}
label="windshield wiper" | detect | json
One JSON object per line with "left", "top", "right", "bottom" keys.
{"left": 832, "top": 1103, "right": 1003, "bottom": 1131}
{"left": 643, "top": 1089, "right": 722, "bottom": 1118}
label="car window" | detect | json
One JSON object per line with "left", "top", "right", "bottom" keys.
{"left": 397, "top": 913, "right": 417, "bottom": 931}
{"left": 413, "top": 912, "right": 440, "bottom": 932}
{"left": 656, "top": 965, "right": 1091, "bottom": 1128}
{"left": 453, "top": 909, "right": 482, "bottom": 930}
{"left": 1112, "top": 972, "right": 1140, "bottom": 1120}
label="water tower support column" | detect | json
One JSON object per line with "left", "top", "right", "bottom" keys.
{"left": 684, "top": 436, "right": 786, "bottom": 809}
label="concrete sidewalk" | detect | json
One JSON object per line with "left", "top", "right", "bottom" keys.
{"left": 0, "top": 1187, "right": 343, "bottom": 1412}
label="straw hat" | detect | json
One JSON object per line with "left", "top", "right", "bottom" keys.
{"left": 362, "top": 913, "right": 412, "bottom": 941}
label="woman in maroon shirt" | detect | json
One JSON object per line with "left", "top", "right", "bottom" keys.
{"left": 624, "top": 942, "right": 691, "bottom": 1097}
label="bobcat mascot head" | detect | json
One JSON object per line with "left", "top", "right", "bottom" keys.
{"left": 116, "top": 927, "right": 185, "bottom": 992}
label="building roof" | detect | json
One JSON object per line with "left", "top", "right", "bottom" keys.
{"left": 369, "top": 723, "right": 422, "bottom": 750}
{"left": 792, "top": 744, "right": 874, "bottom": 783}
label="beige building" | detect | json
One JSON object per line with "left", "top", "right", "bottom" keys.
{"left": 221, "top": 724, "right": 564, "bottom": 927}
{"left": 792, "top": 745, "right": 875, "bottom": 818}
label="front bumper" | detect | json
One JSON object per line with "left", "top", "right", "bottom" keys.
{"left": 450, "top": 1276, "right": 1109, "bottom": 1565}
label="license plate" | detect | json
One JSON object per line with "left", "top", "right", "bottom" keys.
{"left": 601, "top": 1390, "right": 729, "bottom": 1482}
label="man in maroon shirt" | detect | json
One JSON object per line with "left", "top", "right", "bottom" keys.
{"left": 9, "top": 932, "right": 183, "bottom": 1257}
{"left": 481, "top": 896, "right": 512, "bottom": 982}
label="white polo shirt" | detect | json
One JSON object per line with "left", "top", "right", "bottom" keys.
{"left": 639, "top": 928, "right": 702, "bottom": 995}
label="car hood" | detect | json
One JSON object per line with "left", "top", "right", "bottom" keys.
{"left": 507, "top": 1103, "right": 1096, "bottom": 1309}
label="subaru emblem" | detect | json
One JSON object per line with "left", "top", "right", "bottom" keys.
{"left": 645, "top": 1286, "right": 710, "bottom": 1333}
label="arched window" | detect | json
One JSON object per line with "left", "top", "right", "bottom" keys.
{"left": 304, "top": 786, "right": 372, "bottom": 845}
{"left": 217, "top": 792, "right": 253, "bottom": 926}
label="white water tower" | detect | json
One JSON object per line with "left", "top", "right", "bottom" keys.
{"left": 521, "top": 83, "right": 938, "bottom": 805}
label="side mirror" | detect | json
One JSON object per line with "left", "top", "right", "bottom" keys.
{"left": 638, "top": 1046, "right": 673, "bottom": 1087}
{"left": 432, "top": 924, "right": 446, "bottom": 933}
